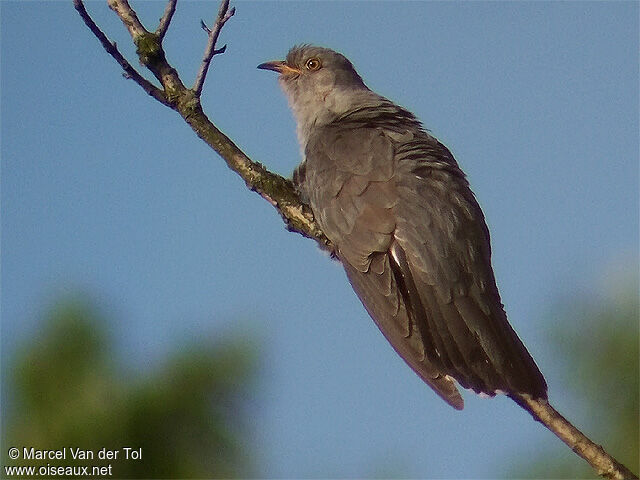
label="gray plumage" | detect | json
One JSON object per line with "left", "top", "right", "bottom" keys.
{"left": 259, "top": 45, "right": 547, "bottom": 409}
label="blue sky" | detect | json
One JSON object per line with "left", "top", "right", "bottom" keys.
{"left": 2, "top": 1, "right": 638, "bottom": 477}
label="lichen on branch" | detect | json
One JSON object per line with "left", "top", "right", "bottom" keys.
{"left": 72, "top": 0, "right": 331, "bottom": 251}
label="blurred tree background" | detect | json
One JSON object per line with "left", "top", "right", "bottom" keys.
{"left": 507, "top": 276, "right": 639, "bottom": 478}
{"left": 2, "top": 274, "right": 637, "bottom": 478}
{"left": 2, "top": 299, "right": 258, "bottom": 478}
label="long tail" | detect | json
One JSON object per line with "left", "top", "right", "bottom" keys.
{"left": 509, "top": 393, "right": 638, "bottom": 480}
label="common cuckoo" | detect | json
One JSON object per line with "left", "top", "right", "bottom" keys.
{"left": 259, "top": 45, "right": 547, "bottom": 410}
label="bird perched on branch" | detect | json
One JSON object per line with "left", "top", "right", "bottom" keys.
{"left": 258, "top": 45, "right": 547, "bottom": 410}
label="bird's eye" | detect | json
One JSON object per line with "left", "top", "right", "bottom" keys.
{"left": 305, "top": 58, "right": 322, "bottom": 71}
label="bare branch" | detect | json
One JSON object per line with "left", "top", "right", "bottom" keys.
{"left": 107, "top": 0, "right": 148, "bottom": 38}
{"left": 104, "top": 0, "right": 188, "bottom": 94}
{"left": 193, "top": 0, "right": 236, "bottom": 97}
{"left": 73, "top": 0, "right": 328, "bottom": 249}
{"left": 72, "top": 0, "right": 169, "bottom": 106}
{"left": 156, "top": 0, "right": 177, "bottom": 39}
{"left": 175, "top": 98, "right": 331, "bottom": 250}
{"left": 512, "top": 394, "right": 638, "bottom": 480}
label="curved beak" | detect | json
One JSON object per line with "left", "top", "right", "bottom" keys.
{"left": 257, "top": 60, "right": 300, "bottom": 76}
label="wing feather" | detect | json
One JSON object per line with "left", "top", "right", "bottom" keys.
{"left": 343, "top": 256, "right": 465, "bottom": 409}
{"left": 393, "top": 138, "right": 547, "bottom": 398}
{"left": 298, "top": 121, "right": 547, "bottom": 407}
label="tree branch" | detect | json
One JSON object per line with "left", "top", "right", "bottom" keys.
{"left": 156, "top": 0, "right": 177, "bottom": 39}
{"left": 511, "top": 394, "right": 638, "bottom": 480}
{"left": 72, "top": 1, "right": 636, "bottom": 478}
{"left": 106, "top": 0, "right": 147, "bottom": 38}
{"left": 193, "top": 0, "right": 236, "bottom": 97}
{"left": 72, "top": 0, "right": 169, "bottom": 106}
{"left": 73, "top": 0, "right": 330, "bottom": 252}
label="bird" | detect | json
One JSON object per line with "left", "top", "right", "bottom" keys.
{"left": 258, "top": 45, "right": 547, "bottom": 410}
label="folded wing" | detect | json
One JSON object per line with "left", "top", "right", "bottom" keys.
{"left": 299, "top": 123, "right": 547, "bottom": 408}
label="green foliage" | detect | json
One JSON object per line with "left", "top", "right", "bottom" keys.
{"left": 508, "top": 280, "right": 639, "bottom": 478}
{"left": 3, "top": 299, "right": 257, "bottom": 478}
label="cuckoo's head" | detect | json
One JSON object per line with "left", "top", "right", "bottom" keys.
{"left": 259, "top": 45, "right": 378, "bottom": 143}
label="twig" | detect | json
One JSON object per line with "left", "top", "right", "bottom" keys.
{"left": 193, "top": 0, "right": 235, "bottom": 97}
{"left": 72, "top": 0, "right": 169, "bottom": 106}
{"left": 512, "top": 394, "right": 638, "bottom": 480}
{"left": 178, "top": 103, "right": 331, "bottom": 249}
{"left": 107, "top": 0, "right": 147, "bottom": 38}
{"left": 156, "top": 0, "right": 177, "bottom": 39}
{"left": 72, "top": 0, "right": 329, "bottom": 249}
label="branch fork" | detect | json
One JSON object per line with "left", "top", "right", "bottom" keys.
{"left": 194, "top": 0, "right": 235, "bottom": 96}
{"left": 72, "top": 0, "right": 331, "bottom": 250}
